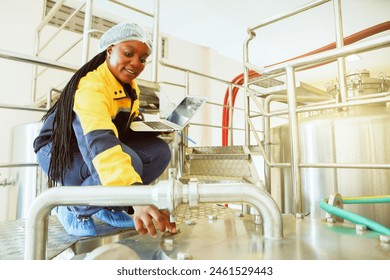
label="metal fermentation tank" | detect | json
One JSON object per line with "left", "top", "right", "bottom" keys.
{"left": 9, "top": 122, "right": 46, "bottom": 220}
{"left": 270, "top": 71, "right": 390, "bottom": 227}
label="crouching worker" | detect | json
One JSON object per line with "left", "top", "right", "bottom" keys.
{"left": 33, "top": 22, "right": 176, "bottom": 237}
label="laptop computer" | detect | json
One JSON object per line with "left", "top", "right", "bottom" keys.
{"left": 130, "top": 95, "right": 207, "bottom": 132}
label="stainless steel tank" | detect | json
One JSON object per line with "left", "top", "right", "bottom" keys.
{"left": 9, "top": 122, "right": 47, "bottom": 220}
{"left": 270, "top": 71, "right": 390, "bottom": 227}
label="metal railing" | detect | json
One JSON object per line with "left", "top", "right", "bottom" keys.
{"left": 242, "top": 0, "right": 390, "bottom": 216}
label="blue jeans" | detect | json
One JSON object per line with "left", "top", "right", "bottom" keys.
{"left": 37, "top": 134, "right": 171, "bottom": 217}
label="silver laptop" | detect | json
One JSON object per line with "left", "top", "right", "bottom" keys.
{"left": 130, "top": 95, "right": 207, "bottom": 132}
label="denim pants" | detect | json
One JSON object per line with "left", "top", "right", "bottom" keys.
{"left": 36, "top": 134, "right": 171, "bottom": 217}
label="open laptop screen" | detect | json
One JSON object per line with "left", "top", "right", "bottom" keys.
{"left": 166, "top": 96, "right": 206, "bottom": 127}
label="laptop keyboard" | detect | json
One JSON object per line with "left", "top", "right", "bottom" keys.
{"left": 144, "top": 121, "right": 175, "bottom": 130}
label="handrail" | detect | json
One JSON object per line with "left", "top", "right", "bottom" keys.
{"left": 253, "top": 34, "right": 390, "bottom": 76}
{"left": 248, "top": 0, "right": 331, "bottom": 33}
{"left": 0, "top": 103, "right": 47, "bottom": 112}
{"left": 158, "top": 57, "right": 245, "bottom": 147}
{"left": 241, "top": 0, "right": 390, "bottom": 216}
{"left": 0, "top": 163, "right": 39, "bottom": 168}
{"left": 0, "top": 48, "right": 78, "bottom": 72}
{"left": 159, "top": 58, "right": 232, "bottom": 85}
{"left": 108, "top": 0, "right": 154, "bottom": 17}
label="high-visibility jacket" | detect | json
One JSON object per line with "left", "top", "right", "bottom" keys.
{"left": 34, "top": 61, "right": 143, "bottom": 186}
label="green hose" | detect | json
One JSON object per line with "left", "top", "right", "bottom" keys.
{"left": 342, "top": 196, "right": 390, "bottom": 205}
{"left": 320, "top": 196, "right": 390, "bottom": 236}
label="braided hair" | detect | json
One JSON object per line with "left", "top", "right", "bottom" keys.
{"left": 42, "top": 51, "right": 107, "bottom": 187}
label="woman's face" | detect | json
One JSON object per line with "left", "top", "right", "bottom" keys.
{"left": 106, "top": 41, "right": 149, "bottom": 84}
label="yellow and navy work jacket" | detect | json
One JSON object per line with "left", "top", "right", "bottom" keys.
{"left": 34, "top": 61, "right": 143, "bottom": 186}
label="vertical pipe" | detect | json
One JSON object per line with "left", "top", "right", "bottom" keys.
{"left": 31, "top": 32, "right": 40, "bottom": 104}
{"left": 151, "top": 0, "right": 160, "bottom": 82}
{"left": 228, "top": 84, "right": 233, "bottom": 145}
{"left": 243, "top": 31, "right": 256, "bottom": 146}
{"left": 183, "top": 71, "right": 190, "bottom": 147}
{"left": 243, "top": 77, "right": 251, "bottom": 146}
{"left": 264, "top": 97, "right": 272, "bottom": 193}
{"left": 81, "top": 0, "right": 93, "bottom": 65}
{"left": 30, "top": 0, "right": 50, "bottom": 104}
{"left": 179, "top": 71, "right": 190, "bottom": 175}
{"left": 333, "top": 0, "right": 348, "bottom": 103}
{"left": 286, "top": 66, "right": 303, "bottom": 217}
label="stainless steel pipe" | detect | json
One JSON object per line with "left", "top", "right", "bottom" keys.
{"left": 0, "top": 48, "right": 78, "bottom": 73}
{"left": 25, "top": 177, "right": 283, "bottom": 259}
{"left": 24, "top": 180, "right": 173, "bottom": 260}
{"left": 174, "top": 180, "right": 283, "bottom": 240}
{"left": 255, "top": 34, "right": 390, "bottom": 76}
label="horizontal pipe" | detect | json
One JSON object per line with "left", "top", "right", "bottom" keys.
{"left": 160, "top": 58, "right": 231, "bottom": 85}
{"left": 189, "top": 122, "right": 245, "bottom": 131}
{"left": 0, "top": 103, "right": 47, "bottom": 112}
{"left": 265, "top": 21, "right": 390, "bottom": 69}
{"left": 158, "top": 81, "right": 186, "bottom": 88}
{"left": 207, "top": 101, "right": 245, "bottom": 111}
{"left": 196, "top": 182, "right": 283, "bottom": 239}
{"left": 300, "top": 162, "right": 390, "bottom": 169}
{"left": 108, "top": 0, "right": 154, "bottom": 17}
{"left": 248, "top": 0, "right": 331, "bottom": 32}
{"left": 250, "top": 91, "right": 389, "bottom": 117}
{"left": 25, "top": 182, "right": 172, "bottom": 260}
{"left": 0, "top": 48, "right": 78, "bottom": 72}
{"left": 256, "top": 34, "right": 390, "bottom": 76}
{"left": 0, "top": 162, "right": 39, "bottom": 168}
{"left": 296, "top": 93, "right": 390, "bottom": 113}
{"left": 26, "top": 178, "right": 284, "bottom": 259}
{"left": 249, "top": 93, "right": 331, "bottom": 118}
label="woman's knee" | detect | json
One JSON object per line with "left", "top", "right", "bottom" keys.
{"left": 120, "top": 143, "right": 143, "bottom": 176}
{"left": 152, "top": 137, "right": 171, "bottom": 164}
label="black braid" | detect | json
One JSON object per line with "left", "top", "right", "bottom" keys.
{"left": 42, "top": 51, "right": 107, "bottom": 187}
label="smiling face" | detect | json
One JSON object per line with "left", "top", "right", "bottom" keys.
{"left": 106, "top": 41, "right": 149, "bottom": 84}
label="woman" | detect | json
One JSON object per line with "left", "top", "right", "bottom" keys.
{"left": 33, "top": 22, "right": 176, "bottom": 237}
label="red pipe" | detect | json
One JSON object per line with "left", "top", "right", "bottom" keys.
{"left": 222, "top": 70, "right": 259, "bottom": 145}
{"left": 221, "top": 21, "right": 390, "bottom": 146}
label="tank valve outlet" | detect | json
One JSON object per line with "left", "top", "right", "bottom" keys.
{"left": 162, "top": 238, "right": 175, "bottom": 246}
{"left": 236, "top": 212, "right": 244, "bottom": 218}
{"left": 177, "top": 252, "right": 192, "bottom": 260}
{"left": 253, "top": 214, "right": 262, "bottom": 225}
{"left": 356, "top": 224, "right": 367, "bottom": 234}
{"left": 208, "top": 215, "right": 217, "bottom": 221}
{"left": 379, "top": 235, "right": 390, "bottom": 244}
{"left": 185, "top": 219, "right": 196, "bottom": 225}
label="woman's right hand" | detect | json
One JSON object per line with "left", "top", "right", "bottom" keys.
{"left": 132, "top": 205, "right": 177, "bottom": 237}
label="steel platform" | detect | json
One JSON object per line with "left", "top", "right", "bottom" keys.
{"left": 0, "top": 215, "right": 137, "bottom": 260}
{"left": 113, "top": 204, "right": 390, "bottom": 260}
{"left": 1, "top": 204, "right": 389, "bottom": 260}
